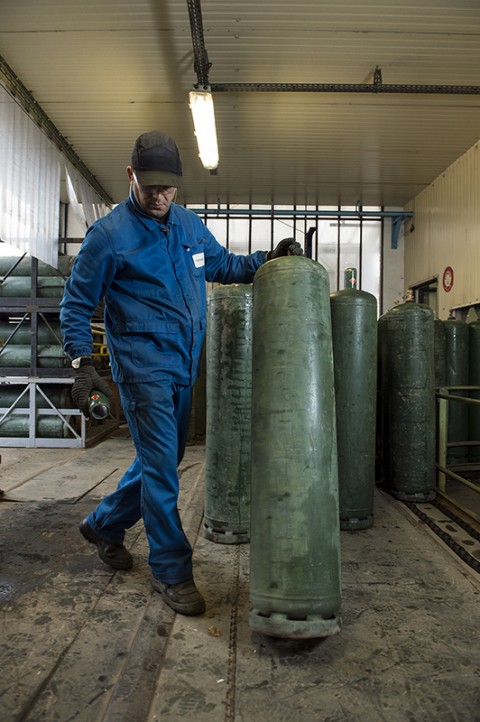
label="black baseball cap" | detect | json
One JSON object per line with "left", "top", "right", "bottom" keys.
{"left": 131, "top": 131, "right": 182, "bottom": 187}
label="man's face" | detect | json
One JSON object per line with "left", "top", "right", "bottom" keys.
{"left": 127, "top": 166, "right": 177, "bottom": 220}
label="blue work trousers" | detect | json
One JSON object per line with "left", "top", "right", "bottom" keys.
{"left": 86, "top": 379, "right": 194, "bottom": 584}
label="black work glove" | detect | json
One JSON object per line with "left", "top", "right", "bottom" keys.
{"left": 71, "top": 358, "right": 112, "bottom": 418}
{"left": 268, "top": 237, "right": 304, "bottom": 260}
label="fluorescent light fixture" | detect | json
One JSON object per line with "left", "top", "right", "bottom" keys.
{"left": 189, "top": 89, "right": 219, "bottom": 170}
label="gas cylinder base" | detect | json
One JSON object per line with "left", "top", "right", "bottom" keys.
{"left": 390, "top": 489, "right": 436, "bottom": 503}
{"left": 203, "top": 521, "right": 249, "bottom": 545}
{"left": 249, "top": 609, "right": 341, "bottom": 640}
{"left": 340, "top": 514, "right": 373, "bottom": 531}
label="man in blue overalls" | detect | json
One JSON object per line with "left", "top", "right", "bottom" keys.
{"left": 60, "top": 131, "right": 302, "bottom": 615}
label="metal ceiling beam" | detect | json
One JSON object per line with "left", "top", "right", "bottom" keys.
{"left": 0, "top": 55, "right": 113, "bottom": 206}
{"left": 211, "top": 82, "right": 480, "bottom": 95}
{"left": 186, "top": 0, "right": 211, "bottom": 89}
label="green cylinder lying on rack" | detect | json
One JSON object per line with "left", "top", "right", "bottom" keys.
{"left": 0, "top": 345, "right": 68, "bottom": 367}
{"left": 0, "top": 256, "right": 74, "bottom": 277}
{"left": 382, "top": 300, "right": 436, "bottom": 502}
{"left": 0, "top": 416, "right": 70, "bottom": 438}
{"left": 0, "top": 321, "right": 63, "bottom": 346}
{"left": 331, "top": 289, "right": 378, "bottom": 530}
{"left": 0, "top": 387, "right": 70, "bottom": 409}
{"left": 0, "top": 277, "right": 64, "bottom": 297}
{"left": 204, "top": 284, "right": 253, "bottom": 544}
{"left": 249, "top": 256, "right": 341, "bottom": 639}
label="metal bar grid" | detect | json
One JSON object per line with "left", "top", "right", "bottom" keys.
{"left": 436, "top": 386, "right": 480, "bottom": 496}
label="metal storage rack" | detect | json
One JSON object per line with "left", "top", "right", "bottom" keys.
{"left": 0, "top": 254, "right": 119, "bottom": 447}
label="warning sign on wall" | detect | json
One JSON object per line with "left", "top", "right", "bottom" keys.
{"left": 442, "top": 266, "right": 454, "bottom": 293}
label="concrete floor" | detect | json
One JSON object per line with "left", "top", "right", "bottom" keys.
{"left": 0, "top": 426, "right": 479, "bottom": 722}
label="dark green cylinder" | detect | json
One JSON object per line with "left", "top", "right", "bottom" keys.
{"left": 344, "top": 267, "right": 357, "bottom": 290}
{"left": 250, "top": 256, "right": 341, "bottom": 639}
{"left": 434, "top": 318, "right": 446, "bottom": 388}
{"left": 443, "top": 317, "right": 469, "bottom": 463}
{"left": 0, "top": 277, "right": 64, "bottom": 297}
{"left": 88, "top": 391, "right": 111, "bottom": 420}
{"left": 0, "top": 321, "right": 63, "bottom": 346}
{"left": 0, "top": 345, "right": 68, "bottom": 368}
{"left": 331, "top": 289, "right": 378, "bottom": 530}
{"left": 376, "top": 314, "right": 390, "bottom": 483}
{"left": 0, "top": 256, "right": 73, "bottom": 277}
{"left": 383, "top": 301, "right": 436, "bottom": 501}
{"left": 204, "top": 284, "right": 253, "bottom": 543}
{"left": 0, "top": 416, "right": 70, "bottom": 438}
{"left": 468, "top": 320, "right": 480, "bottom": 462}
{"left": 0, "top": 386, "right": 70, "bottom": 409}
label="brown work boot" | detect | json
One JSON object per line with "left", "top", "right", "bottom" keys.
{"left": 151, "top": 575, "right": 206, "bottom": 616}
{"left": 79, "top": 518, "right": 133, "bottom": 570}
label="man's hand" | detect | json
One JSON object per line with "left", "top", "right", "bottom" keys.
{"left": 71, "top": 358, "right": 112, "bottom": 418}
{"left": 268, "top": 237, "right": 304, "bottom": 260}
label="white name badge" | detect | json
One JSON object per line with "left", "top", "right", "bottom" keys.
{"left": 193, "top": 252, "right": 205, "bottom": 268}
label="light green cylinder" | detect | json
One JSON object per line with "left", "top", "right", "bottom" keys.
{"left": 331, "top": 289, "right": 378, "bottom": 530}
{"left": 0, "top": 277, "right": 64, "bottom": 297}
{"left": 204, "top": 284, "right": 253, "bottom": 543}
{"left": 0, "top": 345, "right": 68, "bottom": 368}
{"left": 383, "top": 301, "right": 436, "bottom": 501}
{"left": 249, "top": 256, "right": 341, "bottom": 639}
{"left": 468, "top": 320, "right": 480, "bottom": 463}
{"left": 0, "top": 416, "right": 70, "bottom": 438}
{"left": 0, "top": 321, "right": 63, "bottom": 346}
{"left": 0, "top": 256, "right": 73, "bottom": 277}
{"left": 444, "top": 317, "right": 469, "bottom": 463}
{"left": 0, "top": 386, "right": 70, "bottom": 409}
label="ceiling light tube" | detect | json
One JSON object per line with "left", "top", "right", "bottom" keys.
{"left": 189, "top": 88, "right": 219, "bottom": 170}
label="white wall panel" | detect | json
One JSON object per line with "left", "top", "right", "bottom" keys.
{"left": 405, "top": 140, "right": 480, "bottom": 319}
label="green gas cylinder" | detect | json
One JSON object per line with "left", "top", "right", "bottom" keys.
{"left": 0, "top": 256, "right": 73, "bottom": 277}
{"left": 376, "top": 313, "right": 390, "bottom": 483}
{"left": 468, "top": 320, "right": 480, "bottom": 463}
{"left": 0, "top": 344, "right": 68, "bottom": 368}
{"left": 443, "top": 315, "right": 469, "bottom": 463}
{"left": 204, "top": 284, "right": 253, "bottom": 543}
{"left": 249, "top": 256, "right": 341, "bottom": 639}
{"left": 88, "top": 391, "right": 110, "bottom": 420}
{"left": 0, "top": 386, "right": 70, "bottom": 409}
{"left": 434, "top": 318, "right": 446, "bottom": 388}
{"left": 0, "top": 321, "right": 63, "bottom": 346}
{"left": 383, "top": 299, "right": 436, "bottom": 501}
{"left": 331, "top": 289, "right": 378, "bottom": 530}
{"left": 0, "top": 276, "right": 64, "bottom": 297}
{"left": 0, "top": 415, "right": 69, "bottom": 438}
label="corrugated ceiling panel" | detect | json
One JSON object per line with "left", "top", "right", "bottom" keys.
{"left": 0, "top": 1, "right": 479, "bottom": 205}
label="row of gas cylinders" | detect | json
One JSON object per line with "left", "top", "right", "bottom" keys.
{"left": 0, "top": 255, "right": 72, "bottom": 295}
{"left": 203, "top": 256, "right": 451, "bottom": 639}
{"left": 0, "top": 255, "right": 69, "bottom": 370}
{"left": 0, "top": 319, "right": 71, "bottom": 438}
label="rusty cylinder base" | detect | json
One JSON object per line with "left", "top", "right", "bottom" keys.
{"left": 203, "top": 521, "right": 249, "bottom": 545}
{"left": 249, "top": 608, "right": 341, "bottom": 640}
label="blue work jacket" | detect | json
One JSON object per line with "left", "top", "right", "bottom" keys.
{"left": 60, "top": 196, "right": 266, "bottom": 385}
